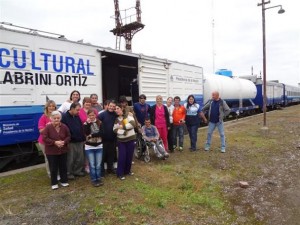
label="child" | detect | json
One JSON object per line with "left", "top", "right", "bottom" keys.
{"left": 83, "top": 109, "right": 104, "bottom": 187}
{"left": 141, "top": 118, "right": 169, "bottom": 159}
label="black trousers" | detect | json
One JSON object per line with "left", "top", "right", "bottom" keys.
{"left": 167, "top": 124, "right": 173, "bottom": 151}
{"left": 47, "top": 153, "right": 68, "bottom": 185}
{"left": 101, "top": 140, "right": 117, "bottom": 174}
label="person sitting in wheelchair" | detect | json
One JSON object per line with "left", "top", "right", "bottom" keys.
{"left": 141, "top": 118, "right": 169, "bottom": 159}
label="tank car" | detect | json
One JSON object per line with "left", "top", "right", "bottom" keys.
{"left": 203, "top": 72, "right": 258, "bottom": 115}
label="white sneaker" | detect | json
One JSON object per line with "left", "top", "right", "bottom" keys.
{"left": 51, "top": 184, "right": 59, "bottom": 190}
{"left": 60, "top": 182, "right": 69, "bottom": 187}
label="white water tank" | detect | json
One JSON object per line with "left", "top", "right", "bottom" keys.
{"left": 203, "top": 74, "right": 257, "bottom": 103}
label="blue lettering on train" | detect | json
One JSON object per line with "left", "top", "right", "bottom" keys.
{"left": 0, "top": 47, "right": 94, "bottom": 75}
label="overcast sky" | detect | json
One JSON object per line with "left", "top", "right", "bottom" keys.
{"left": 1, "top": 0, "right": 299, "bottom": 86}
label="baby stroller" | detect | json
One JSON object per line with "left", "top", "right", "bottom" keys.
{"left": 134, "top": 132, "right": 169, "bottom": 162}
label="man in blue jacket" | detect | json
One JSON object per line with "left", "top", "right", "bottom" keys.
{"left": 61, "top": 102, "right": 86, "bottom": 179}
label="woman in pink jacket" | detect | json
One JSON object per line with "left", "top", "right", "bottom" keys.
{"left": 38, "top": 100, "right": 57, "bottom": 177}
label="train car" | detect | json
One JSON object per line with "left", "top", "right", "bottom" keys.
{"left": 283, "top": 84, "right": 300, "bottom": 105}
{"left": 253, "top": 79, "right": 300, "bottom": 110}
{"left": 203, "top": 72, "right": 258, "bottom": 115}
{"left": 254, "top": 81, "right": 285, "bottom": 109}
{"left": 0, "top": 23, "right": 203, "bottom": 171}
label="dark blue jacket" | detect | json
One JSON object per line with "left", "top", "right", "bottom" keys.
{"left": 98, "top": 110, "right": 117, "bottom": 141}
{"left": 133, "top": 102, "right": 150, "bottom": 126}
{"left": 61, "top": 111, "right": 85, "bottom": 142}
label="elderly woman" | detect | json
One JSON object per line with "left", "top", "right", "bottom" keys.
{"left": 150, "top": 95, "right": 170, "bottom": 154}
{"left": 43, "top": 111, "right": 71, "bottom": 190}
{"left": 38, "top": 100, "right": 57, "bottom": 177}
{"left": 113, "top": 104, "right": 136, "bottom": 180}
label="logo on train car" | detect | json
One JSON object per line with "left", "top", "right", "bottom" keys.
{"left": 0, "top": 122, "right": 34, "bottom": 135}
{"left": 0, "top": 48, "right": 95, "bottom": 86}
{"left": 170, "top": 75, "right": 201, "bottom": 83}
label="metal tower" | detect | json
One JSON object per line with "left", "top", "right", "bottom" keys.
{"left": 111, "top": 0, "right": 145, "bottom": 52}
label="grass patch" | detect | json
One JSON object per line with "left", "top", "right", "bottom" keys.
{"left": 4, "top": 105, "right": 299, "bottom": 224}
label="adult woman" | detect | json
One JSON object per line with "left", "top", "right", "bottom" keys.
{"left": 43, "top": 111, "right": 71, "bottom": 190}
{"left": 165, "top": 97, "right": 174, "bottom": 152}
{"left": 150, "top": 95, "right": 170, "bottom": 153}
{"left": 58, "top": 90, "right": 81, "bottom": 113}
{"left": 184, "top": 95, "right": 206, "bottom": 151}
{"left": 84, "top": 109, "right": 104, "bottom": 187}
{"left": 90, "top": 93, "right": 103, "bottom": 112}
{"left": 79, "top": 97, "right": 97, "bottom": 124}
{"left": 113, "top": 104, "right": 136, "bottom": 180}
{"left": 38, "top": 100, "right": 57, "bottom": 177}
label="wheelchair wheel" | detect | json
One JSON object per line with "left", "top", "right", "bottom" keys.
{"left": 134, "top": 138, "right": 143, "bottom": 159}
{"left": 143, "top": 147, "right": 151, "bottom": 163}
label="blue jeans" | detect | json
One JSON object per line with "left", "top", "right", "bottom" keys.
{"left": 186, "top": 124, "right": 199, "bottom": 149}
{"left": 206, "top": 122, "right": 226, "bottom": 149}
{"left": 85, "top": 148, "right": 103, "bottom": 181}
{"left": 173, "top": 124, "right": 184, "bottom": 147}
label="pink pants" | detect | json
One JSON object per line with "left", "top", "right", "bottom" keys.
{"left": 157, "top": 126, "right": 168, "bottom": 151}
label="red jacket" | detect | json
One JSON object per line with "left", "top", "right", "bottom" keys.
{"left": 42, "top": 123, "right": 71, "bottom": 155}
{"left": 172, "top": 105, "right": 186, "bottom": 125}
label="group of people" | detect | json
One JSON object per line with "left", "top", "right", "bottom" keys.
{"left": 38, "top": 90, "right": 230, "bottom": 190}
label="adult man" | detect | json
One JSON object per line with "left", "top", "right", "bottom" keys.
{"left": 201, "top": 91, "right": 231, "bottom": 153}
{"left": 119, "top": 95, "right": 134, "bottom": 114}
{"left": 98, "top": 100, "right": 117, "bottom": 175}
{"left": 133, "top": 94, "right": 150, "bottom": 127}
{"left": 172, "top": 96, "right": 186, "bottom": 152}
{"left": 61, "top": 102, "right": 86, "bottom": 179}
{"left": 142, "top": 118, "right": 169, "bottom": 159}
{"left": 119, "top": 95, "right": 139, "bottom": 128}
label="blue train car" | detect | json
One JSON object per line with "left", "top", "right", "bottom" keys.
{"left": 283, "top": 84, "right": 300, "bottom": 105}
{"left": 253, "top": 80, "right": 300, "bottom": 110}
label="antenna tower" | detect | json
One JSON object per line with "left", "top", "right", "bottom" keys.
{"left": 111, "top": 0, "right": 145, "bottom": 52}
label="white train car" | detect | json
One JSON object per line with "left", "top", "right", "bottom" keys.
{"left": 203, "top": 74, "right": 258, "bottom": 114}
{"left": 0, "top": 23, "right": 203, "bottom": 170}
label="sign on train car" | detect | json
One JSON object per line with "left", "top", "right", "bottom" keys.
{"left": 0, "top": 26, "right": 102, "bottom": 146}
{"left": 0, "top": 23, "right": 204, "bottom": 151}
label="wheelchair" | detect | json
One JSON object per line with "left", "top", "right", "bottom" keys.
{"left": 134, "top": 132, "right": 169, "bottom": 162}
{"left": 134, "top": 132, "right": 150, "bottom": 162}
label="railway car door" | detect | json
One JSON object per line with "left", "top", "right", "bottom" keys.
{"left": 100, "top": 51, "right": 139, "bottom": 105}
